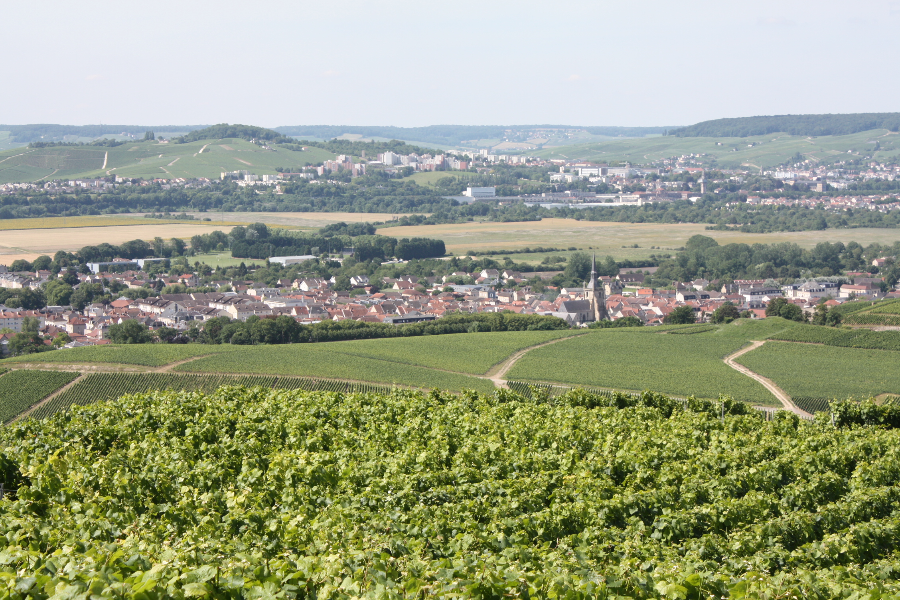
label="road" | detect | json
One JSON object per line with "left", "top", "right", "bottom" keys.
{"left": 723, "top": 341, "right": 812, "bottom": 418}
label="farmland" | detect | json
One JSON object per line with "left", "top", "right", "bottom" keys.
{"left": 0, "top": 370, "right": 79, "bottom": 423}
{"left": 736, "top": 341, "right": 900, "bottom": 399}
{"left": 506, "top": 326, "right": 778, "bottom": 405}
{"left": 0, "top": 138, "right": 336, "bottom": 184}
{"left": 4, "top": 342, "right": 242, "bottom": 367}
{"left": 1, "top": 385, "right": 899, "bottom": 596}
{"left": 31, "top": 372, "right": 394, "bottom": 420}
{"left": 175, "top": 344, "right": 496, "bottom": 393}
{"left": 772, "top": 325, "right": 900, "bottom": 351}
{"left": 838, "top": 299, "right": 900, "bottom": 327}
{"left": 376, "top": 218, "right": 900, "bottom": 260}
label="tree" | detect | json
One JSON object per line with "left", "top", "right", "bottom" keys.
{"left": 153, "top": 327, "right": 178, "bottom": 343}
{"left": 710, "top": 301, "right": 741, "bottom": 324}
{"left": 31, "top": 255, "right": 52, "bottom": 271}
{"left": 43, "top": 280, "right": 74, "bottom": 306}
{"left": 22, "top": 316, "right": 40, "bottom": 333}
{"left": 563, "top": 252, "right": 592, "bottom": 283}
{"left": 8, "top": 331, "right": 45, "bottom": 356}
{"left": 52, "top": 332, "right": 72, "bottom": 347}
{"left": 664, "top": 305, "right": 696, "bottom": 324}
{"left": 108, "top": 320, "right": 151, "bottom": 344}
{"left": 766, "top": 297, "right": 806, "bottom": 322}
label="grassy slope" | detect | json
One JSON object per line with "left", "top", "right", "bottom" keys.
{"left": 736, "top": 341, "right": 900, "bottom": 399}
{"left": 0, "top": 138, "right": 336, "bottom": 184}
{"left": 534, "top": 129, "right": 900, "bottom": 168}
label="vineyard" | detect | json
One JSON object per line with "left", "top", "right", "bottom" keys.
{"left": 0, "top": 386, "right": 899, "bottom": 597}
{"left": 736, "top": 341, "right": 900, "bottom": 399}
{"left": 3, "top": 343, "right": 241, "bottom": 367}
{"left": 837, "top": 299, "right": 900, "bottom": 327}
{"left": 505, "top": 328, "right": 779, "bottom": 405}
{"left": 0, "top": 370, "right": 79, "bottom": 423}
{"left": 772, "top": 324, "right": 900, "bottom": 350}
{"left": 792, "top": 396, "right": 834, "bottom": 414}
{"left": 30, "top": 372, "right": 394, "bottom": 420}
{"left": 176, "top": 343, "right": 497, "bottom": 392}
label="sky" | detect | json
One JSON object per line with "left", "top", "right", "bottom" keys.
{"left": 3, "top": 0, "right": 899, "bottom": 128}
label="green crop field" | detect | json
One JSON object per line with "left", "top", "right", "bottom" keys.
{"left": 2, "top": 385, "right": 899, "bottom": 596}
{"left": 534, "top": 128, "right": 900, "bottom": 168}
{"left": 403, "top": 171, "right": 479, "bottom": 186}
{"left": 0, "top": 370, "right": 79, "bottom": 423}
{"left": 840, "top": 299, "right": 900, "bottom": 327}
{"left": 0, "top": 138, "right": 336, "bottom": 184}
{"left": 29, "top": 372, "right": 394, "bottom": 420}
{"left": 3, "top": 343, "right": 242, "bottom": 367}
{"left": 736, "top": 341, "right": 900, "bottom": 399}
{"left": 189, "top": 251, "right": 267, "bottom": 267}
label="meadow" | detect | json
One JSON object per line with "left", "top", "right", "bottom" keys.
{"left": 736, "top": 341, "right": 900, "bottom": 399}
{"left": 0, "top": 215, "right": 213, "bottom": 231}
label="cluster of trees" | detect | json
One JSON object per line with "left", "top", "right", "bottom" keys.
{"left": 671, "top": 113, "right": 900, "bottom": 137}
{"left": 292, "top": 139, "right": 438, "bottom": 158}
{"left": 172, "top": 124, "right": 293, "bottom": 145}
{"left": 648, "top": 235, "right": 899, "bottom": 287}
{"left": 108, "top": 312, "right": 569, "bottom": 347}
{"left": 1, "top": 124, "right": 195, "bottom": 144}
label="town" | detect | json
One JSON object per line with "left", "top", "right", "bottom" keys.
{"left": 1, "top": 249, "right": 897, "bottom": 354}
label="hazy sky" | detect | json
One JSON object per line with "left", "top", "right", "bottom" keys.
{"left": 4, "top": 0, "right": 899, "bottom": 127}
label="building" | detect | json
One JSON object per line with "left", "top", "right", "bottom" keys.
{"left": 462, "top": 187, "right": 496, "bottom": 198}
{"left": 269, "top": 255, "right": 318, "bottom": 266}
{"left": 585, "top": 254, "right": 609, "bottom": 322}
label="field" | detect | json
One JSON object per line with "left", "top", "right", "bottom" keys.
{"left": 188, "top": 251, "right": 267, "bottom": 267}
{"left": 0, "top": 370, "right": 79, "bottom": 423}
{"left": 1, "top": 385, "right": 899, "bottom": 596}
{"left": 402, "top": 171, "right": 479, "bottom": 186}
{"left": 736, "top": 341, "right": 900, "bottom": 399}
{"left": 0, "top": 215, "right": 239, "bottom": 231}
{"left": 0, "top": 138, "right": 336, "bottom": 184}
{"left": 376, "top": 218, "right": 900, "bottom": 259}
{"left": 178, "top": 210, "right": 427, "bottom": 228}
{"left": 0, "top": 222, "right": 240, "bottom": 263}
{"left": 534, "top": 129, "right": 900, "bottom": 168}
{"left": 506, "top": 325, "right": 779, "bottom": 405}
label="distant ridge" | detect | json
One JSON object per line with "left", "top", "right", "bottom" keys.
{"left": 0, "top": 124, "right": 206, "bottom": 144}
{"left": 671, "top": 113, "right": 900, "bottom": 138}
{"left": 274, "top": 125, "right": 674, "bottom": 147}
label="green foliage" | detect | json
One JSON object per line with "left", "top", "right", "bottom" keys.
{"left": 831, "top": 398, "right": 900, "bottom": 427}
{"left": 737, "top": 341, "right": 900, "bottom": 399}
{"left": 664, "top": 305, "right": 696, "bottom": 324}
{"left": 710, "top": 301, "right": 741, "bottom": 324}
{"left": 589, "top": 315, "right": 644, "bottom": 328}
{"left": 673, "top": 112, "right": 900, "bottom": 137}
{"left": 107, "top": 319, "right": 151, "bottom": 344}
{"left": 0, "top": 370, "right": 78, "bottom": 423}
{"left": 841, "top": 299, "right": 900, "bottom": 327}
{"left": 173, "top": 123, "right": 292, "bottom": 144}
{"left": 1, "top": 386, "right": 900, "bottom": 596}
{"left": 792, "top": 397, "right": 834, "bottom": 414}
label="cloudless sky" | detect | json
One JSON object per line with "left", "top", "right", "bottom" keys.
{"left": 4, "top": 0, "right": 898, "bottom": 127}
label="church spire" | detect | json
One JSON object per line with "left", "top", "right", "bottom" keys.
{"left": 587, "top": 253, "right": 598, "bottom": 290}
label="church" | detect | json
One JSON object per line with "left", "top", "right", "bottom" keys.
{"left": 552, "top": 254, "right": 609, "bottom": 325}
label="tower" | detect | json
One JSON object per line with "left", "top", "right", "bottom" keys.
{"left": 585, "top": 253, "right": 608, "bottom": 321}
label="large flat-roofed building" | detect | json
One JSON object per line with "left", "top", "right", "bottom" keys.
{"left": 462, "top": 186, "right": 496, "bottom": 198}
{"left": 269, "top": 255, "right": 318, "bottom": 266}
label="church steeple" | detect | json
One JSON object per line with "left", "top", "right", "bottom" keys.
{"left": 586, "top": 253, "right": 598, "bottom": 290}
{"left": 585, "top": 252, "right": 608, "bottom": 322}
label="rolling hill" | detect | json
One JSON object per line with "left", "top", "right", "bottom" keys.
{"left": 0, "top": 138, "right": 335, "bottom": 184}
{"left": 533, "top": 128, "right": 900, "bottom": 169}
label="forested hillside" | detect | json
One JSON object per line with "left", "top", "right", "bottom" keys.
{"left": 672, "top": 113, "right": 900, "bottom": 137}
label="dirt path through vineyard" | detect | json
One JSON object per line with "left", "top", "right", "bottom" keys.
{"left": 724, "top": 341, "right": 811, "bottom": 418}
